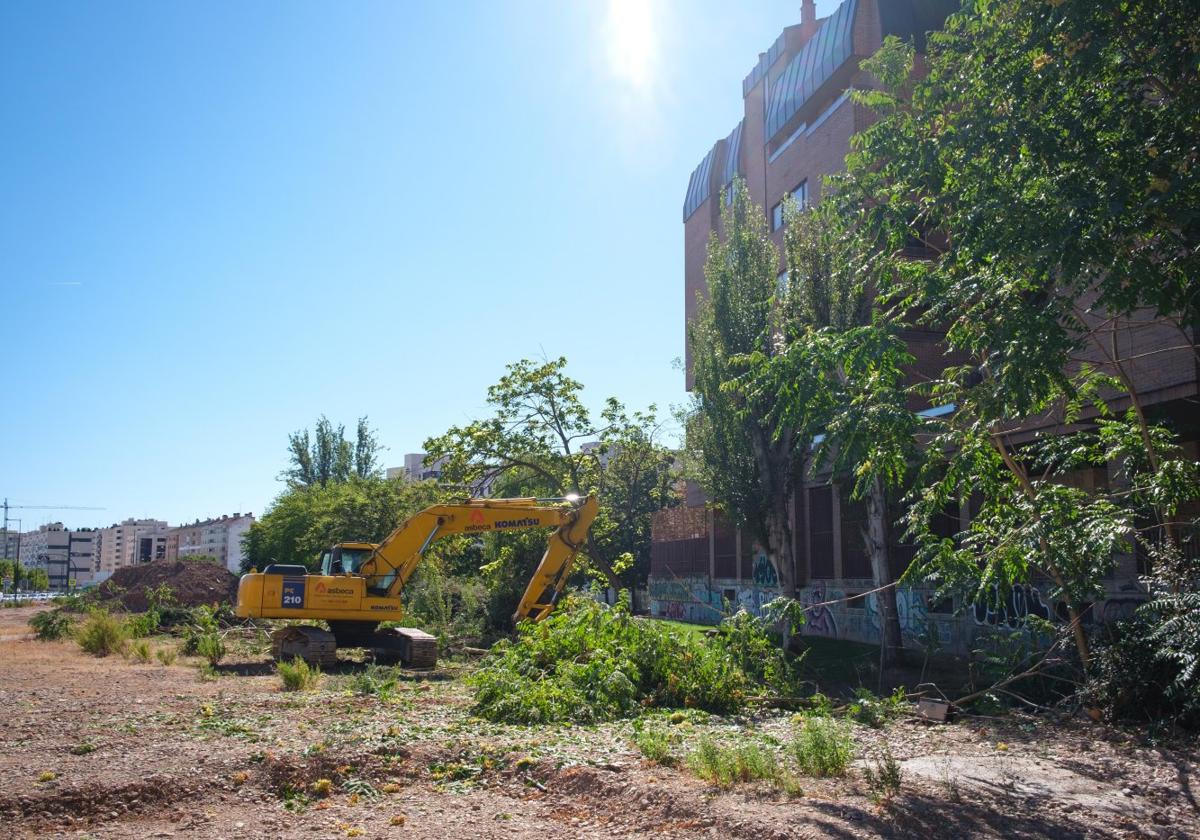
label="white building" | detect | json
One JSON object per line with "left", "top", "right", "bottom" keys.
{"left": 387, "top": 453, "right": 447, "bottom": 482}
{"left": 95, "top": 518, "right": 170, "bottom": 574}
{"left": 172, "top": 512, "right": 254, "bottom": 574}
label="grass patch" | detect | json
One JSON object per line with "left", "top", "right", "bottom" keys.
{"left": 350, "top": 665, "right": 399, "bottom": 699}
{"left": 156, "top": 646, "right": 178, "bottom": 666}
{"left": 76, "top": 609, "right": 127, "bottom": 657}
{"left": 686, "top": 735, "right": 802, "bottom": 795}
{"left": 128, "top": 639, "right": 152, "bottom": 663}
{"left": 278, "top": 656, "right": 321, "bottom": 691}
{"left": 791, "top": 716, "right": 855, "bottom": 777}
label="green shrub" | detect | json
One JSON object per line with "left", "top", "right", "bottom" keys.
{"left": 863, "top": 746, "right": 902, "bottom": 803}
{"left": 181, "top": 605, "right": 221, "bottom": 655}
{"left": 791, "top": 716, "right": 854, "bottom": 777}
{"left": 128, "top": 639, "right": 152, "bottom": 663}
{"left": 278, "top": 656, "right": 321, "bottom": 691}
{"left": 156, "top": 646, "right": 178, "bottom": 666}
{"left": 76, "top": 609, "right": 127, "bottom": 657}
{"left": 125, "top": 609, "right": 161, "bottom": 639}
{"left": 469, "top": 596, "right": 752, "bottom": 723}
{"left": 712, "top": 608, "right": 806, "bottom": 695}
{"left": 847, "top": 687, "right": 907, "bottom": 729}
{"left": 196, "top": 633, "right": 225, "bottom": 666}
{"left": 29, "top": 609, "right": 72, "bottom": 641}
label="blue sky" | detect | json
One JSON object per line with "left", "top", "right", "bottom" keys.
{"left": 1, "top": 0, "right": 835, "bottom": 529}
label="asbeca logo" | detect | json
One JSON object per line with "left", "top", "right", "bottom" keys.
{"left": 465, "top": 510, "right": 490, "bottom": 532}
{"left": 314, "top": 581, "right": 327, "bottom": 594}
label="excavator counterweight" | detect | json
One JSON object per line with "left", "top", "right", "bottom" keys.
{"left": 234, "top": 495, "right": 598, "bottom": 668}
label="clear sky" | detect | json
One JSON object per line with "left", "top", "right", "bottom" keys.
{"left": 1, "top": 0, "right": 836, "bottom": 530}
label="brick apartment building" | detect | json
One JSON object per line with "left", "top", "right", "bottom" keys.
{"left": 654, "top": 0, "right": 1199, "bottom": 654}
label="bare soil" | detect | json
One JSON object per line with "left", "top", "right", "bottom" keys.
{"left": 1, "top": 605, "right": 1197, "bottom": 839}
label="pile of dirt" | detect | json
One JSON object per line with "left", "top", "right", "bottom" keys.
{"left": 95, "top": 560, "right": 239, "bottom": 611}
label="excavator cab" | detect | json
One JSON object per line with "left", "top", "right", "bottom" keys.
{"left": 319, "top": 543, "right": 376, "bottom": 576}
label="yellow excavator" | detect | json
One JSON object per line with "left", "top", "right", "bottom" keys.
{"left": 234, "top": 495, "right": 598, "bottom": 668}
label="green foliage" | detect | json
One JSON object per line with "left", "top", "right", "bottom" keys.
{"left": 630, "top": 719, "right": 678, "bottom": 765}
{"left": 685, "top": 736, "right": 802, "bottom": 795}
{"left": 125, "top": 609, "right": 161, "bottom": 639}
{"left": 846, "top": 688, "right": 907, "bottom": 729}
{"left": 278, "top": 656, "right": 321, "bottom": 691}
{"left": 196, "top": 633, "right": 225, "bottom": 666}
{"left": 713, "top": 607, "right": 805, "bottom": 695}
{"left": 29, "top": 609, "right": 71, "bottom": 640}
{"left": 1086, "top": 547, "right": 1200, "bottom": 728}
{"left": 425, "top": 357, "right": 680, "bottom": 597}
{"left": 284, "top": 414, "right": 382, "bottom": 488}
{"left": 350, "top": 665, "right": 399, "bottom": 700}
{"left": 790, "top": 717, "right": 855, "bottom": 777}
{"left": 863, "top": 746, "right": 902, "bottom": 803}
{"left": 155, "top": 646, "right": 178, "bottom": 666}
{"left": 401, "top": 560, "right": 487, "bottom": 646}
{"left": 684, "top": 178, "right": 802, "bottom": 595}
{"left": 76, "top": 609, "right": 127, "bottom": 657}
{"left": 242, "top": 475, "right": 444, "bottom": 574}
{"left": 469, "top": 597, "right": 755, "bottom": 723}
{"left": 128, "top": 639, "right": 152, "bottom": 663}
{"left": 179, "top": 604, "right": 227, "bottom": 666}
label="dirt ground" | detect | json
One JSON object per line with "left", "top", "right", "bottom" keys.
{"left": 1, "top": 605, "right": 1197, "bottom": 840}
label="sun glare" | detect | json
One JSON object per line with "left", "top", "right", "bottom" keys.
{"left": 604, "top": 0, "right": 658, "bottom": 95}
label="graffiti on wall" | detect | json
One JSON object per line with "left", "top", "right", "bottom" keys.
{"left": 864, "top": 588, "right": 949, "bottom": 645}
{"left": 648, "top": 576, "right": 779, "bottom": 625}
{"left": 752, "top": 553, "right": 779, "bottom": 587}
{"left": 799, "top": 582, "right": 839, "bottom": 637}
{"left": 973, "top": 584, "right": 1052, "bottom": 628}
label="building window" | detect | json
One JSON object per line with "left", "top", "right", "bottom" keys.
{"left": 792, "top": 179, "right": 808, "bottom": 209}
{"left": 776, "top": 270, "right": 788, "bottom": 296}
{"left": 771, "top": 181, "right": 808, "bottom": 232}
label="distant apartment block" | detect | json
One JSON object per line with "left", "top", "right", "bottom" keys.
{"left": 387, "top": 453, "right": 446, "bottom": 483}
{"left": 96, "top": 518, "right": 170, "bottom": 574}
{"left": 18, "top": 522, "right": 98, "bottom": 589}
{"left": 172, "top": 512, "right": 255, "bottom": 574}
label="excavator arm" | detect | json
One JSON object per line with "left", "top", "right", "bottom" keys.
{"left": 357, "top": 494, "right": 599, "bottom": 621}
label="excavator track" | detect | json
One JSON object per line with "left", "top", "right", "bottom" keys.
{"left": 270, "top": 625, "right": 338, "bottom": 668}
{"left": 269, "top": 624, "right": 437, "bottom": 669}
{"left": 369, "top": 627, "right": 438, "bottom": 669}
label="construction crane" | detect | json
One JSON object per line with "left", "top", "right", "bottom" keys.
{"left": 235, "top": 495, "right": 599, "bottom": 668}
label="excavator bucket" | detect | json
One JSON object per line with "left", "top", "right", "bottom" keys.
{"left": 513, "top": 495, "right": 599, "bottom": 623}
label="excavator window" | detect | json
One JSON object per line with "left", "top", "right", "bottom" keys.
{"left": 329, "top": 547, "right": 372, "bottom": 575}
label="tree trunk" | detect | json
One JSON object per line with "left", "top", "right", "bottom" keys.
{"left": 864, "top": 475, "right": 902, "bottom": 671}
{"left": 749, "top": 428, "right": 796, "bottom": 599}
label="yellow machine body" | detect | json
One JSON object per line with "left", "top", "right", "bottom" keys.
{"left": 234, "top": 495, "right": 598, "bottom": 632}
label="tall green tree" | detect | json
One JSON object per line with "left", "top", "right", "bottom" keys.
{"left": 766, "top": 198, "right": 916, "bottom": 667}
{"left": 283, "top": 415, "right": 382, "bottom": 487}
{"left": 837, "top": 2, "right": 1200, "bottom": 668}
{"left": 423, "top": 357, "right": 680, "bottom": 594}
{"left": 687, "top": 179, "right": 809, "bottom": 598}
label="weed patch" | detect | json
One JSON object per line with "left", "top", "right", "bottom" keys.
{"left": 279, "top": 656, "right": 321, "bottom": 691}
{"left": 791, "top": 716, "right": 854, "bottom": 777}
{"left": 863, "top": 746, "right": 902, "bottom": 803}
{"left": 686, "top": 735, "right": 802, "bottom": 795}
{"left": 128, "top": 639, "right": 152, "bottom": 663}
